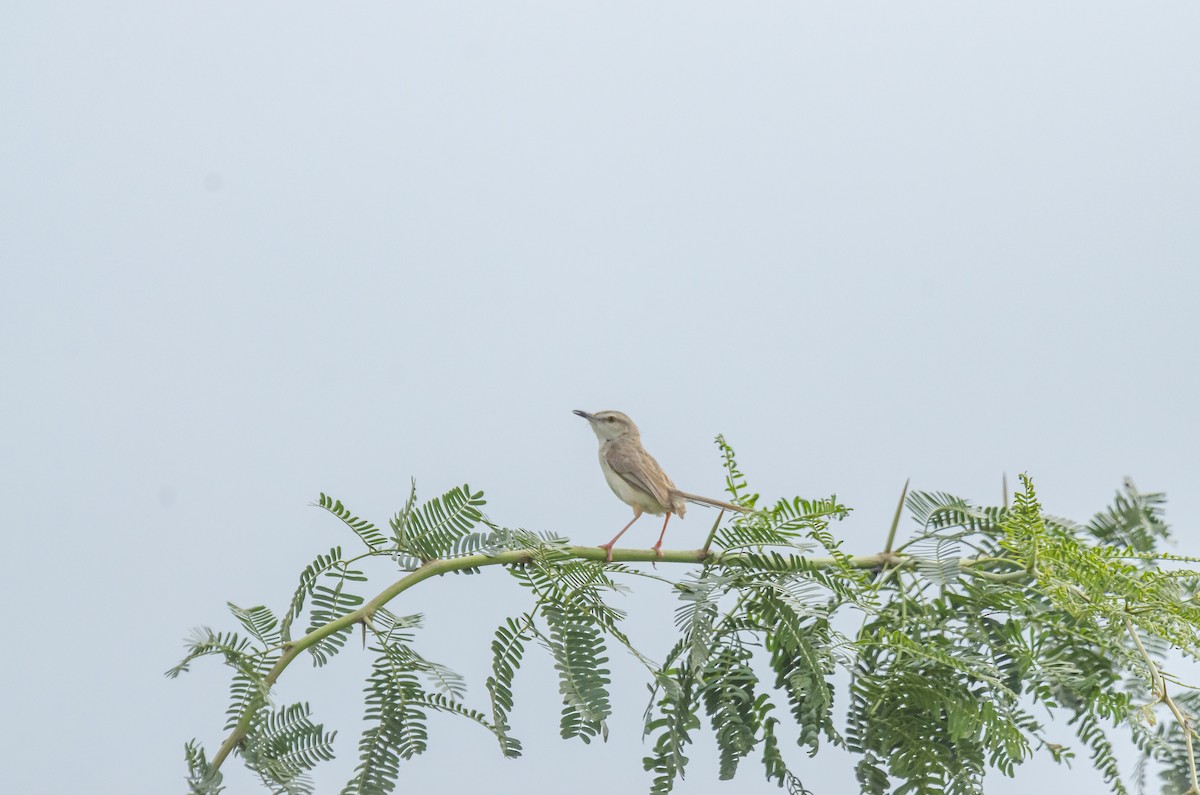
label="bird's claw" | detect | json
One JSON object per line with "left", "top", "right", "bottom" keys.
{"left": 599, "top": 544, "right": 614, "bottom": 564}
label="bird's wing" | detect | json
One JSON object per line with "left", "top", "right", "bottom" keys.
{"left": 605, "top": 443, "right": 676, "bottom": 508}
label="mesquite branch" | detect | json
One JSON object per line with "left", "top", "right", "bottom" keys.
{"left": 205, "top": 542, "right": 1026, "bottom": 777}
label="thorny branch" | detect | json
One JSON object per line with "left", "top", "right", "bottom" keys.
{"left": 203, "top": 542, "right": 1027, "bottom": 778}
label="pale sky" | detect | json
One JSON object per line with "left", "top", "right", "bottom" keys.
{"left": 3, "top": 2, "right": 1199, "bottom": 793}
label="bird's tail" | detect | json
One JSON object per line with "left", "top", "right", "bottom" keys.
{"left": 672, "top": 490, "right": 752, "bottom": 513}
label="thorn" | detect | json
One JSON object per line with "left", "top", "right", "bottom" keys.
{"left": 883, "top": 478, "right": 910, "bottom": 555}
{"left": 361, "top": 612, "right": 380, "bottom": 649}
{"left": 701, "top": 509, "right": 726, "bottom": 555}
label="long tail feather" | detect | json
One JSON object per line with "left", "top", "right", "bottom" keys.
{"left": 672, "top": 490, "right": 751, "bottom": 513}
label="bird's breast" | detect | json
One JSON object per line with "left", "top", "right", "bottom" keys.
{"left": 597, "top": 446, "right": 668, "bottom": 515}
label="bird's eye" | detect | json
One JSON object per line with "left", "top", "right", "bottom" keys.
{"left": 607, "top": 417, "right": 616, "bottom": 423}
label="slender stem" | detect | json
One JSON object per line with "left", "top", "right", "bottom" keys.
{"left": 343, "top": 549, "right": 381, "bottom": 567}
{"left": 1165, "top": 695, "right": 1200, "bottom": 795}
{"left": 967, "top": 567, "right": 1033, "bottom": 583}
{"left": 203, "top": 542, "right": 1026, "bottom": 777}
{"left": 1124, "top": 615, "right": 1200, "bottom": 794}
{"left": 1124, "top": 616, "right": 1165, "bottom": 696}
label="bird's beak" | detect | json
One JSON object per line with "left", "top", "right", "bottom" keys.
{"left": 573, "top": 409, "right": 594, "bottom": 421}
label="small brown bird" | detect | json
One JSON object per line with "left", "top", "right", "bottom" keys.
{"left": 574, "top": 409, "right": 749, "bottom": 561}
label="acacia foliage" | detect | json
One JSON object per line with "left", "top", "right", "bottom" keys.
{"left": 171, "top": 442, "right": 1200, "bottom": 795}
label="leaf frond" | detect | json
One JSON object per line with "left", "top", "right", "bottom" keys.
{"left": 315, "top": 493, "right": 389, "bottom": 551}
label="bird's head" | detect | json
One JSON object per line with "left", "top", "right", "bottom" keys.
{"left": 573, "top": 409, "right": 639, "bottom": 442}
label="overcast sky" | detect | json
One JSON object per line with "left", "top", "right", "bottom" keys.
{"left": 3, "top": 2, "right": 1199, "bottom": 793}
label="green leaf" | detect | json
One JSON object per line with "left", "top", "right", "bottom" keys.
{"left": 242, "top": 702, "right": 336, "bottom": 795}
{"left": 342, "top": 647, "right": 428, "bottom": 795}
{"left": 166, "top": 627, "right": 257, "bottom": 679}
{"left": 643, "top": 672, "right": 701, "bottom": 794}
{"left": 485, "top": 615, "right": 531, "bottom": 759}
{"left": 305, "top": 562, "right": 365, "bottom": 667}
{"left": 316, "top": 494, "right": 389, "bottom": 551}
{"left": 700, "top": 646, "right": 759, "bottom": 779}
{"left": 1085, "top": 478, "right": 1170, "bottom": 553}
{"left": 280, "top": 547, "right": 343, "bottom": 643}
{"left": 393, "top": 484, "right": 486, "bottom": 561}
{"left": 228, "top": 603, "right": 282, "bottom": 648}
{"left": 185, "top": 740, "right": 225, "bottom": 795}
{"left": 673, "top": 570, "right": 729, "bottom": 675}
{"left": 541, "top": 604, "right": 611, "bottom": 743}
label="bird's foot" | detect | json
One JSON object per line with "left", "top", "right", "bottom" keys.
{"left": 652, "top": 544, "right": 664, "bottom": 561}
{"left": 599, "top": 544, "right": 614, "bottom": 563}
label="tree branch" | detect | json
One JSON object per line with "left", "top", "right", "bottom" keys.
{"left": 203, "top": 543, "right": 1028, "bottom": 778}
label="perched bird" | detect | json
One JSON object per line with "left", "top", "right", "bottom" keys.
{"left": 574, "top": 409, "right": 749, "bottom": 561}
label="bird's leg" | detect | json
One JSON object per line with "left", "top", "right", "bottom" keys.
{"left": 651, "top": 513, "right": 674, "bottom": 560}
{"left": 599, "top": 510, "right": 642, "bottom": 563}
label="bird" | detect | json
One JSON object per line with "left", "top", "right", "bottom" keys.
{"left": 574, "top": 409, "right": 749, "bottom": 562}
